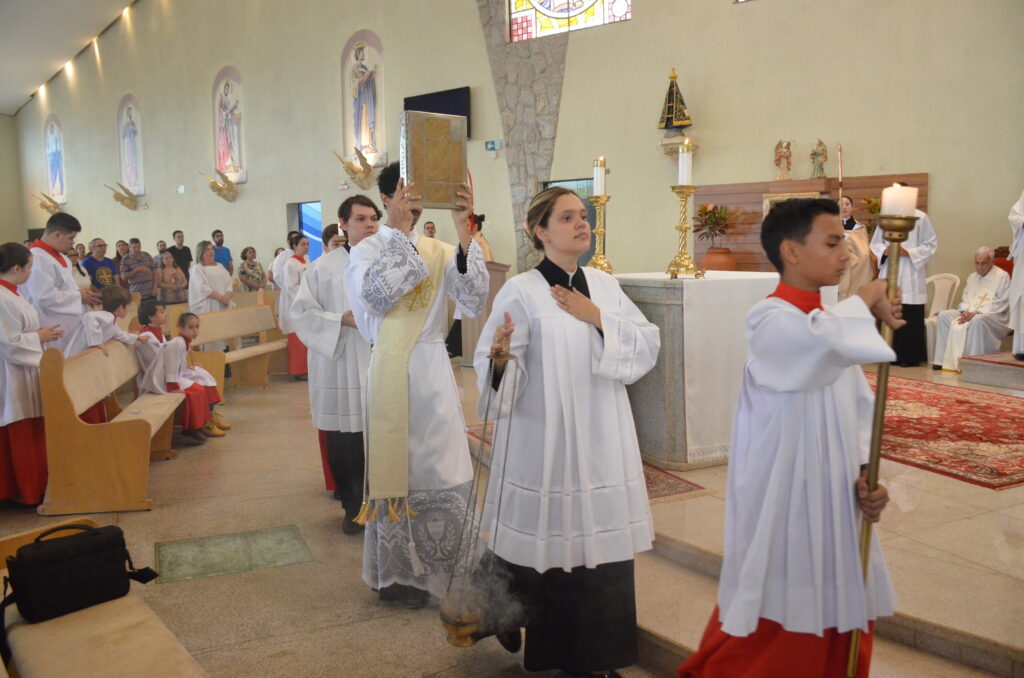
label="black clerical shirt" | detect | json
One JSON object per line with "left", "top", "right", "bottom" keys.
{"left": 535, "top": 256, "right": 591, "bottom": 298}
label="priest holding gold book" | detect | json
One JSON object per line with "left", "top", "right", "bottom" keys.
{"left": 345, "top": 162, "right": 488, "bottom": 609}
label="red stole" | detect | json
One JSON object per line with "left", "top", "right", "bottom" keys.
{"left": 291, "top": 254, "right": 305, "bottom": 263}
{"left": 140, "top": 325, "right": 164, "bottom": 342}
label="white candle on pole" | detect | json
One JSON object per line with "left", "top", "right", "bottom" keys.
{"left": 677, "top": 143, "right": 693, "bottom": 185}
{"left": 880, "top": 183, "right": 917, "bottom": 215}
{"left": 593, "top": 157, "right": 607, "bottom": 195}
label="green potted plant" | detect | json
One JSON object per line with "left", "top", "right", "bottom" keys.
{"left": 693, "top": 203, "right": 741, "bottom": 271}
{"left": 861, "top": 197, "right": 881, "bottom": 239}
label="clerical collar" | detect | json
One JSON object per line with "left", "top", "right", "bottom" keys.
{"left": 30, "top": 239, "right": 68, "bottom": 267}
{"left": 768, "top": 282, "right": 823, "bottom": 314}
{"left": 842, "top": 217, "right": 858, "bottom": 231}
{"left": 536, "top": 257, "right": 589, "bottom": 292}
{"left": 141, "top": 325, "right": 164, "bottom": 342}
{"left": 0, "top": 279, "right": 19, "bottom": 295}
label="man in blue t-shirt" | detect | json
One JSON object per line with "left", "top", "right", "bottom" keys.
{"left": 81, "top": 237, "right": 121, "bottom": 289}
{"left": 211, "top": 229, "right": 233, "bottom": 275}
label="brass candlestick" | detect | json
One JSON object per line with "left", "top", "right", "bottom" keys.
{"left": 846, "top": 213, "right": 919, "bottom": 678}
{"left": 666, "top": 185, "right": 697, "bottom": 278}
{"left": 586, "top": 195, "right": 612, "bottom": 273}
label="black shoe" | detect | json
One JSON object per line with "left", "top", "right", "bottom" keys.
{"left": 378, "top": 584, "right": 404, "bottom": 602}
{"left": 1015, "top": 353, "right": 1024, "bottom": 361}
{"left": 341, "top": 515, "right": 364, "bottom": 535}
{"left": 294, "top": 374, "right": 308, "bottom": 381}
{"left": 932, "top": 364, "right": 942, "bottom": 371}
{"left": 396, "top": 586, "right": 430, "bottom": 609}
{"left": 496, "top": 627, "right": 522, "bottom": 653}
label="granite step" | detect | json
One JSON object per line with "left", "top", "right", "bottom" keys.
{"left": 960, "top": 353, "right": 1024, "bottom": 391}
{"left": 635, "top": 551, "right": 1004, "bottom": 678}
{"left": 644, "top": 497, "right": 1024, "bottom": 678}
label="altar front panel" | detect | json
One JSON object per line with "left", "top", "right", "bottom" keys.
{"left": 618, "top": 271, "right": 778, "bottom": 469}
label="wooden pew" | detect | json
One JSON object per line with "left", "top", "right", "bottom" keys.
{"left": 1, "top": 519, "right": 209, "bottom": 677}
{"left": 37, "top": 342, "right": 185, "bottom": 516}
{"left": 262, "top": 289, "right": 291, "bottom": 374}
{"left": 189, "top": 305, "right": 288, "bottom": 394}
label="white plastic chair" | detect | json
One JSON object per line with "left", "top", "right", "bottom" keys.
{"left": 925, "top": 273, "right": 961, "bottom": 364}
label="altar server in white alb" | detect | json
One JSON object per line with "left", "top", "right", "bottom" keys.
{"left": 188, "top": 240, "right": 234, "bottom": 351}
{"left": 681, "top": 199, "right": 899, "bottom": 678}
{"left": 474, "top": 187, "right": 660, "bottom": 675}
{"left": 82, "top": 286, "right": 149, "bottom": 350}
{"left": 869, "top": 183, "right": 937, "bottom": 366}
{"left": 345, "top": 163, "right": 488, "bottom": 609}
{"left": 268, "top": 231, "right": 298, "bottom": 290}
{"left": 933, "top": 247, "right": 1011, "bottom": 371}
{"left": 279, "top": 233, "right": 310, "bottom": 379}
{"left": 19, "top": 213, "right": 98, "bottom": 357}
{"left": 291, "top": 199, "right": 377, "bottom": 533}
{"left": 1009, "top": 188, "right": 1024, "bottom": 360}
{"left": 0, "top": 243, "right": 65, "bottom": 506}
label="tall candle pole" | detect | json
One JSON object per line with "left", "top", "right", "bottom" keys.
{"left": 666, "top": 185, "right": 697, "bottom": 278}
{"left": 845, "top": 213, "right": 918, "bottom": 678}
{"left": 837, "top": 143, "right": 843, "bottom": 208}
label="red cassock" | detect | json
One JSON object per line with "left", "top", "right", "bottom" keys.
{"left": 678, "top": 607, "right": 874, "bottom": 678}
{"left": 168, "top": 382, "right": 221, "bottom": 430}
{"left": 317, "top": 429, "right": 335, "bottom": 491}
{"left": 287, "top": 333, "right": 308, "bottom": 375}
{"left": 0, "top": 418, "right": 48, "bottom": 505}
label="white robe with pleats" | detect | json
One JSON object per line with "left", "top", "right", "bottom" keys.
{"left": 473, "top": 267, "right": 660, "bottom": 573}
{"left": 290, "top": 247, "right": 369, "bottom": 433}
{"left": 0, "top": 287, "right": 44, "bottom": 427}
{"left": 717, "top": 295, "right": 896, "bottom": 637}
{"left": 935, "top": 267, "right": 1011, "bottom": 370}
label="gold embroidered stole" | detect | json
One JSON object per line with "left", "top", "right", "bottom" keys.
{"left": 356, "top": 234, "right": 452, "bottom": 523}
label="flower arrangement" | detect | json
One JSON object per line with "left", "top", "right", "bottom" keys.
{"left": 693, "top": 203, "right": 740, "bottom": 249}
{"left": 861, "top": 197, "right": 881, "bottom": 215}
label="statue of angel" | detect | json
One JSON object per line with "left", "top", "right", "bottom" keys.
{"left": 809, "top": 139, "right": 828, "bottom": 179}
{"left": 774, "top": 140, "right": 793, "bottom": 181}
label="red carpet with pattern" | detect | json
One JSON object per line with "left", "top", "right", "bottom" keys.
{"left": 866, "top": 374, "right": 1024, "bottom": 489}
{"left": 466, "top": 422, "right": 704, "bottom": 500}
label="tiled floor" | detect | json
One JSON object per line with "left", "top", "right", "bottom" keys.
{"left": 0, "top": 361, "right": 1019, "bottom": 677}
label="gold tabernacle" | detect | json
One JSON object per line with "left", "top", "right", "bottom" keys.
{"left": 400, "top": 111, "right": 468, "bottom": 210}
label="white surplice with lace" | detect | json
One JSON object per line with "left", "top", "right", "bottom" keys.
{"left": 346, "top": 224, "right": 489, "bottom": 595}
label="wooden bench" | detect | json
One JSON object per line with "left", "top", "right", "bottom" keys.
{"left": 189, "top": 304, "right": 288, "bottom": 394}
{"left": 1, "top": 519, "right": 208, "bottom": 678}
{"left": 38, "top": 342, "right": 185, "bottom": 516}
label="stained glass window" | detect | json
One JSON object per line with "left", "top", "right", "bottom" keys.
{"left": 509, "top": 0, "right": 632, "bottom": 43}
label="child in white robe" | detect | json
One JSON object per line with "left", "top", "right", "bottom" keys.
{"left": 82, "top": 286, "right": 149, "bottom": 351}
{"left": 156, "top": 311, "right": 228, "bottom": 440}
{"left": 680, "top": 198, "right": 903, "bottom": 678}
{"left": 0, "top": 243, "right": 65, "bottom": 505}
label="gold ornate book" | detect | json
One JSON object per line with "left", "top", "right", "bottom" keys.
{"left": 400, "top": 111, "right": 468, "bottom": 210}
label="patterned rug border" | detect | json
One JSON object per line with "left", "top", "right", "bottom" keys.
{"left": 960, "top": 354, "right": 1024, "bottom": 369}
{"left": 866, "top": 373, "right": 1024, "bottom": 491}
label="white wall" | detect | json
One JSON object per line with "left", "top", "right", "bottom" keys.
{"left": 14, "top": 0, "right": 1024, "bottom": 284}
{"left": 551, "top": 0, "right": 1024, "bottom": 281}
{"left": 14, "top": 0, "right": 513, "bottom": 269}
{"left": 0, "top": 114, "right": 23, "bottom": 242}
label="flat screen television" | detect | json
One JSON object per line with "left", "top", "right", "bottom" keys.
{"left": 404, "top": 86, "right": 471, "bottom": 138}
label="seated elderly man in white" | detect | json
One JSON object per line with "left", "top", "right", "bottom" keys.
{"left": 934, "top": 247, "right": 1011, "bottom": 371}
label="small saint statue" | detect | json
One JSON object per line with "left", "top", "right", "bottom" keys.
{"left": 809, "top": 139, "right": 828, "bottom": 179}
{"left": 774, "top": 140, "right": 793, "bottom": 181}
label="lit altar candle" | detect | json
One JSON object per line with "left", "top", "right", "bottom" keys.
{"left": 880, "top": 183, "right": 917, "bottom": 215}
{"left": 837, "top": 144, "right": 843, "bottom": 182}
{"left": 593, "top": 157, "right": 607, "bottom": 195}
{"left": 677, "top": 140, "right": 693, "bottom": 186}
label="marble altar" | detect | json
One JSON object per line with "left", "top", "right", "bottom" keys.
{"left": 617, "top": 271, "right": 779, "bottom": 469}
